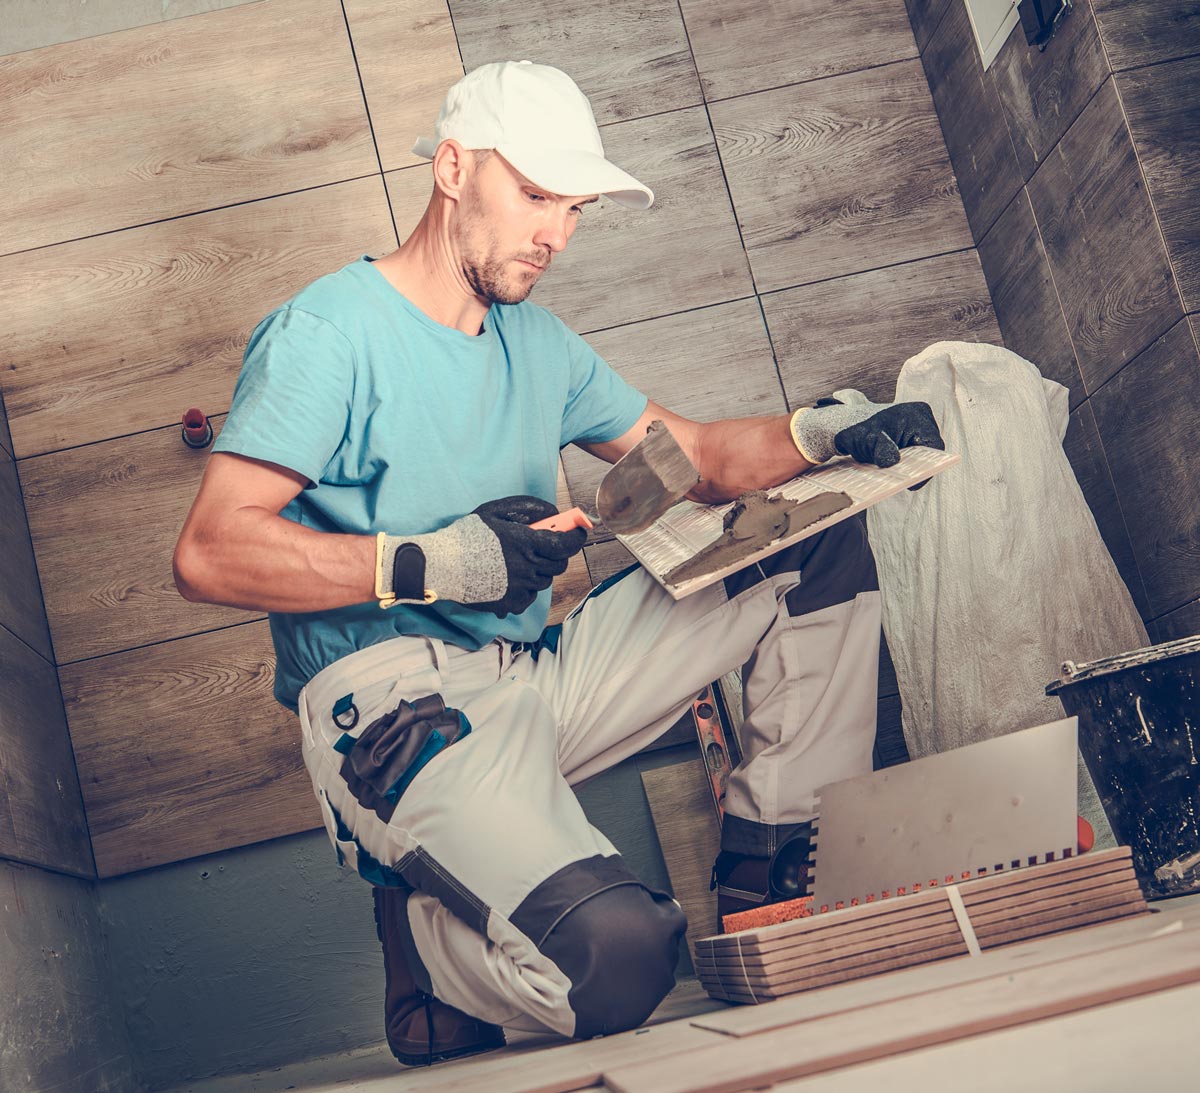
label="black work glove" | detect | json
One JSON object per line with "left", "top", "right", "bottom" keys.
{"left": 464, "top": 496, "right": 588, "bottom": 618}
{"left": 832, "top": 402, "right": 945, "bottom": 469}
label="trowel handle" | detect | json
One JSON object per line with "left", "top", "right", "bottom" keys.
{"left": 530, "top": 507, "right": 595, "bottom": 533}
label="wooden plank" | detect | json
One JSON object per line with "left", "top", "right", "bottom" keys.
{"left": 711, "top": 59, "right": 971, "bottom": 293}
{"left": 604, "top": 928, "right": 1200, "bottom": 1092}
{"left": 1091, "top": 0, "right": 1200, "bottom": 71}
{"left": 342, "top": 0, "right": 463, "bottom": 172}
{"left": 1062, "top": 400, "right": 1150, "bottom": 618}
{"left": 920, "top": 0, "right": 1023, "bottom": 243}
{"left": 0, "top": 0, "right": 377, "bottom": 256}
{"left": 1119, "top": 55, "right": 1200, "bottom": 314}
{"left": 988, "top": 0, "right": 1109, "bottom": 181}
{"left": 560, "top": 298, "right": 783, "bottom": 531}
{"left": 1026, "top": 78, "right": 1182, "bottom": 392}
{"left": 764, "top": 250, "right": 1000, "bottom": 408}
{"left": 1090, "top": 318, "right": 1200, "bottom": 619}
{"left": 20, "top": 417, "right": 264, "bottom": 664}
{"left": 0, "top": 455, "right": 54, "bottom": 661}
{"left": 904, "top": 0, "right": 953, "bottom": 53}
{"left": 642, "top": 760, "right": 722, "bottom": 964}
{"left": 449, "top": 0, "right": 701, "bottom": 126}
{"left": 680, "top": 0, "right": 917, "bottom": 103}
{"left": 0, "top": 176, "right": 396, "bottom": 458}
{"left": 770, "top": 980, "right": 1200, "bottom": 1091}
{"left": 60, "top": 621, "right": 319, "bottom": 877}
{"left": 527, "top": 108, "right": 754, "bottom": 336}
{"left": 0, "top": 624, "right": 93, "bottom": 877}
{"left": 976, "top": 187, "right": 1085, "bottom": 407}
{"left": 691, "top": 899, "right": 1200, "bottom": 1036}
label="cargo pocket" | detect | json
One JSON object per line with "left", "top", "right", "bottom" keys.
{"left": 314, "top": 786, "right": 409, "bottom": 888}
{"left": 339, "top": 693, "right": 471, "bottom": 824}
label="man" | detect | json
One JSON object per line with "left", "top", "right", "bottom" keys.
{"left": 174, "top": 61, "right": 942, "bottom": 1067}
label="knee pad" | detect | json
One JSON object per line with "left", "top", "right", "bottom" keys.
{"left": 540, "top": 882, "right": 687, "bottom": 1039}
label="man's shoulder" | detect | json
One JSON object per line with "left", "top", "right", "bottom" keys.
{"left": 283, "top": 257, "right": 372, "bottom": 320}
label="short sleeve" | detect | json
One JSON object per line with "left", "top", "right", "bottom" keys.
{"left": 214, "top": 307, "right": 354, "bottom": 487}
{"left": 559, "top": 329, "right": 647, "bottom": 447}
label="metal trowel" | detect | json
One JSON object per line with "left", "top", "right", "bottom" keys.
{"left": 533, "top": 420, "right": 700, "bottom": 535}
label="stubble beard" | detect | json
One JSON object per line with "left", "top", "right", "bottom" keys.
{"left": 456, "top": 201, "right": 547, "bottom": 306}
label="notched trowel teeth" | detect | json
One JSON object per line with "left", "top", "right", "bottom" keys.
{"left": 595, "top": 420, "right": 700, "bottom": 535}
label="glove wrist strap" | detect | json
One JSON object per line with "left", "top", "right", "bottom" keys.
{"left": 375, "top": 533, "right": 437, "bottom": 610}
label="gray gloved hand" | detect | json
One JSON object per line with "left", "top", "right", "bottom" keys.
{"left": 789, "top": 391, "right": 944, "bottom": 468}
{"left": 375, "top": 496, "right": 587, "bottom": 618}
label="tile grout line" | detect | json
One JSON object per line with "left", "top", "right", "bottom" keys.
{"left": 56, "top": 614, "right": 268, "bottom": 671}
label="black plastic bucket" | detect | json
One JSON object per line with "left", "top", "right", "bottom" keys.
{"left": 1046, "top": 634, "right": 1200, "bottom": 898}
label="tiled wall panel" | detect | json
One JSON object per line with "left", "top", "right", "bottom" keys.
{"left": 1, "top": 0, "right": 376, "bottom": 256}
{"left": 681, "top": 0, "right": 917, "bottom": 102}
{"left": 2, "top": 177, "right": 397, "bottom": 458}
{"left": 0, "top": 455, "right": 53, "bottom": 660}
{"left": 903, "top": 0, "right": 953, "bottom": 53}
{"left": 449, "top": 0, "right": 701, "bottom": 125}
{"left": 1091, "top": 0, "right": 1200, "bottom": 71}
{"left": 712, "top": 60, "right": 972, "bottom": 292}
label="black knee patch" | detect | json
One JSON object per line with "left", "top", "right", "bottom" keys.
{"left": 510, "top": 855, "right": 686, "bottom": 1039}
{"left": 723, "top": 512, "right": 879, "bottom": 617}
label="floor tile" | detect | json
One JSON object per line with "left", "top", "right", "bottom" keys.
{"left": 989, "top": 0, "right": 1109, "bottom": 180}
{"left": 1026, "top": 79, "right": 1181, "bottom": 392}
{"left": 448, "top": 0, "right": 701, "bottom": 126}
{"left": 681, "top": 0, "right": 916, "bottom": 103}
{"left": 1091, "top": 0, "right": 1200, "bottom": 71}
{"left": 1, "top": 176, "right": 396, "bottom": 458}
{"left": 920, "top": 0, "right": 1024, "bottom": 243}
{"left": 764, "top": 250, "right": 1000, "bottom": 407}
{"left": 1119, "top": 54, "right": 1200, "bottom": 314}
{"left": 529, "top": 107, "right": 753, "bottom": 335}
{"left": 904, "top": 0, "right": 953, "bottom": 53}
{"left": 1, "top": 0, "right": 376, "bottom": 255}
{"left": 713, "top": 59, "right": 971, "bottom": 293}
{"left": 1148, "top": 598, "right": 1200, "bottom": 643}
{"left": 1061, "top": 400, "right": 1149, "bottom": 620}
{"left": 1090, "top": 319, "right": 1200, "bottom": 619}
{"left": 0, "top": 457, "right": 53, "bottom": 661}
{"left": 343, "top": 0, "right": 463, "bottom": 172}
{"left": 976, "top": 189, "right": 1085, "bottom": 407}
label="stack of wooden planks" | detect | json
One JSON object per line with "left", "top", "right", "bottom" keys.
{"left": 695, "top": 847, "right": 1147, "bottom": 1003}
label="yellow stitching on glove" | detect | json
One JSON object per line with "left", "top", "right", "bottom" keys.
{"left": 788, "top": 407, "right": 824, "bottom": 464}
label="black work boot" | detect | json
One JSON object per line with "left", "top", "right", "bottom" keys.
{"left": 711, "top": 824, "right": 813, "bottom": 932}
{"left": 373, "top": 886, "right": 505, "bottom": 1067}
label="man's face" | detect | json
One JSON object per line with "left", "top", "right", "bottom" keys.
{"left": 453, "top": 152, "right": 598, "bottom": 305}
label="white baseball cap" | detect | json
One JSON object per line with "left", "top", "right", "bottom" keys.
{"left": 412, "top": 61, "right": 654, "bottom": 209}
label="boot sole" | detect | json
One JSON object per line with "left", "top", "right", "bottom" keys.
{"left": 389, "top": 1030, "right": 506, "bottom": 1067}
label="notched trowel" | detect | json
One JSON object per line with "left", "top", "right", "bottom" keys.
{"left": 594, "top": 420, "right": 701, "bottom": 534}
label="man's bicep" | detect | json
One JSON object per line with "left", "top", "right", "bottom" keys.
{"left": 576, "top": 400, "right": 702, "bottom": 466}
{"left": 184, "top": 452, "right": 307, "bottom": 532}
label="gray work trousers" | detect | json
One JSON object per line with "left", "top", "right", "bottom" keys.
{"left": 298, "top": 517, "right": 881, "bottom": 1038}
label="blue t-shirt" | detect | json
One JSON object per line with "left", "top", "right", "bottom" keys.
{"left": 214, "top": 256, "right": 647, "bottom": 711}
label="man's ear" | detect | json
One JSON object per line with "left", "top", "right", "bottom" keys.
{"left": 431, "top": 140, "right": 471, "bottom": 203}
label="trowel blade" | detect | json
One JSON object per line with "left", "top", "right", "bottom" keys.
{"left": 596, "top": 420, "right": 700, "bottom": 535}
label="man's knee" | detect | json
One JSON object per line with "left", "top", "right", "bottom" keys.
{"left": 543, "top": 882, "right": 686, "bottom": 1039}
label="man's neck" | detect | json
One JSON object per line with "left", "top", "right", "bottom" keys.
{"left": 371, "top": 222, "right": 490, "bottom": 337}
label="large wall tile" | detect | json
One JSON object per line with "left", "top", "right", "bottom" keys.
{"left": 20, "top": 417, "right": 263, "bottom": 664}
{"left": 561, "top": 299, "right": 785, "bottom": 521}
{"left": 681, "top": 0, "right": 916, "bottom": 102}
{"left": 1, "top": 176, "right": 396, "bottom": 459}
{"left": 765, "top": 251, "right": 1001, "bottom": 405}
{"left": 1119, "top": 55, "right": 1200, "bottom": 314}
{"left": 60, "top": 622, "right": 318, "bottom": 877}
{"left": 712, "top": 60, "right": 971, "bottom": 292}
{"left": 1062, "top": 400, "right": 1149, "bottom": 619}
{"left": 1027, "top": 79, "right": 1182, "bottom": 393}
{"left": 1, "top": 0, "right": 377, "bottom": 256}
{"left": 383, "top": 163, "right": 436, "bottom": 240}
{"left": 527, "top": 108, "right": 753, "bottom": 334}
{"left": 0, "top": 458, "right": 53, "bottom": 661}
{"left": 977, "top": 189, "right": 1085, "bottom": 406}
{"left": 921, "top": 0, "right": 1024, "bottom": 243}
{"left": 989, "top": 0, "right": 1110, "bottom": 180}
{"left": 0, "top": 389, "right": 11, "bottom": 458}
{"left": 904, "top": 0, "right": 954, "bottom": 53}
{"left": 1092, "top": 0, "right": 1200, "bottom": 71}
{"left": 1149, "top": 598, "right": 1200, "bottom": 643}
{"left": 0, "top": 626, "right": 93, "bottom": 876}
{"left": 449, "top": 0, "right": 701, "bottom": 125}
{"left": 342, "top": 0, "right": 463, "bottom": 172}
{"left": 1090, "top": 319, "right": 1200, "bottom": 619}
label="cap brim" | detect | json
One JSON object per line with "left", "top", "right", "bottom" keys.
{"left": 497, "top": 144, "right": 654, "bottom": 209}
{"left": 412, "top": 136, "right": 439, "bottom": 159}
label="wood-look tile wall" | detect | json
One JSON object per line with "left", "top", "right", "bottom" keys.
{"left": 910, "top": 0, "right": 1200, "bottom": 637}
{"left": 3, "top": 0, "right": 993, "bottom": 874}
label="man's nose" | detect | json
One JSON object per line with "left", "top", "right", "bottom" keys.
{"left": 534, "top": 210, "right": 573, "bottom": 254}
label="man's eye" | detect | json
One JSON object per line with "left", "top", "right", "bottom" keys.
{"left": 570, "top": 205, "right": 585, "bottom": 216}
{"left": 526, "top": 191, "right": 545, "bottom": 202}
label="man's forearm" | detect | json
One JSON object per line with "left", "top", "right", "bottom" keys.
{"left": 174, "top": 506, "right": 375, "bottom": 613}
{"left": 689, "top": 415, "right": 813, "bottom": 504}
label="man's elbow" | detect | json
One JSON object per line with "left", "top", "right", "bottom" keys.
{"left": 172, "top": 536, "right": 215, "bottom": 603}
